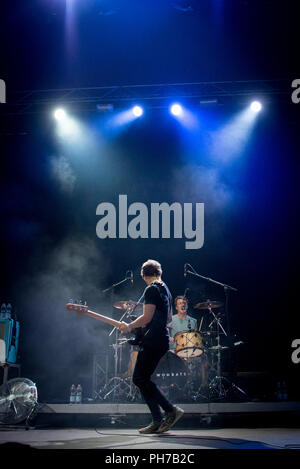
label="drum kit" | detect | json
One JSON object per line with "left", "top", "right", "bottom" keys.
{"left": 96, "top": 297, "right": 247, "bottom": 403}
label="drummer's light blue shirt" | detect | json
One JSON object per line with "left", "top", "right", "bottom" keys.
{"left": 170, "top": 314, "right": 197, "bottom": 350}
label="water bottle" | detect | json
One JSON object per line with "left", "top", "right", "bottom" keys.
{"left": 0, "top": 304, "right": 6, "bottom": 319}
{"left": 6, "top": 303, "right": 12, "bottom": 319}
{"left": 76, "top": 384, "right": 82, "bottom": 404}
{"left": 70, "top": 384, "right": 76, "bottom": 404}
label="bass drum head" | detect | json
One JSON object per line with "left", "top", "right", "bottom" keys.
{"left": 153, "top": 350, "right": 188, "bottom": 387}
{"left": 174, "top": 331, "right": 203, "bottom": 358}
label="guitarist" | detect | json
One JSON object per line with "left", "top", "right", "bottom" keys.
{"left": 118, "top": 259, "right": 184, "bottom": 434}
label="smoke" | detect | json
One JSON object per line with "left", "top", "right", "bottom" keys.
{"left": 168, "top": 163, "right": 238, "bottom": 250}
{"left": 208, "top": 107, "right": 259, "bottom": 161}
{"left": 50, "top": 155, "right": 76, "bottom": 194}
{"left": 170, "top": 164, "right": 233, "bottom": 213}
{"left": 16, "top": 235, "right": 113, "bottom": 399}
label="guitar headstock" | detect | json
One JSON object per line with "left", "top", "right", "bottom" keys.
{"left": 66, "top": 303, "right": 88, "bottom": 315}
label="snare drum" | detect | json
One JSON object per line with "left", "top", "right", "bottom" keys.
{"left": 174, "top": 330, "right": 203, "bottom": 358}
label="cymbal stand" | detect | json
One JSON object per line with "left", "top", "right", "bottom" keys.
{"left": 103, "top": 299, "right": 143, "bottom": 401}
{"left": 208, "top": 312, "right": 227, "bottom": 399}
{"left": 125, "top": 298, "right": 144, "bottom": 401}
{"left": 100, "top": 272, "right": 134, "bottom": 401}
{"left": 207, "top": 310, "right": 248, "bottom": 400}
{"left": 102, "top": 330, "right": 131, "bottom": 401}
{"left": 184, "top": 265, "right": 247, "bottom": 400}
{"left": 186, "top": 356, "right": 209, "bottom": 402}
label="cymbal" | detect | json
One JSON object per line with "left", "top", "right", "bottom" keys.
{"left": 194, "top": 300, "right": 223, "bottom": 310}
{"left": 113, "top": 300, "right": 137, "bottom": 310}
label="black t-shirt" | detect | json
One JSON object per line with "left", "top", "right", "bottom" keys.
{"left": 141, "top": 280, "right": 172, "bottom": 350}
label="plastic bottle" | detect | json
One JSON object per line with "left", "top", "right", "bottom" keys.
{"left": 0, "top": 304, "right": 6, "bottom": 319}
{"left": 76, "top": 384, "right": 82, "bottom": 404}
{"left": 70, "top": 384, "right": 76, "bottom": 404}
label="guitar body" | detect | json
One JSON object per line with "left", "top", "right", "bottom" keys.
{"left": 127, "top": 326, "right": 145, "bottom": 346}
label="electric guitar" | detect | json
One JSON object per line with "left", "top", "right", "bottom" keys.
{"left": 66, "top": 303, "right": 144, "bottom": 345}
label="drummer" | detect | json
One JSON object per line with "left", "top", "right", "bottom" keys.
{"left": 169, "top": 296, "right": 197, "bottom": 351}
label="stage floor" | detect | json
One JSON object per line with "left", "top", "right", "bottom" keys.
{"left": 0, "top": 427, "right": 300, "bottom": 450}
{"left": 1, "top": 401, "right": 300, "bottom": 451}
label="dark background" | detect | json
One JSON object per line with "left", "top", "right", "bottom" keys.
{"left": 0, "top": 0, "right": 299, "bottom": 402}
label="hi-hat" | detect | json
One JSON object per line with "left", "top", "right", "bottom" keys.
{"left": 194, "top": 300, "right": 223, "bottom": 310}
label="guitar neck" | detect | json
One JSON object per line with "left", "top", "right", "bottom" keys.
{"left": 85, "top": 309, "right": 122, "bottom": 328}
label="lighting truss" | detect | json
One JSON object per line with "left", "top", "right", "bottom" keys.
{"left": 0, "top": 79, "right": 293, "bottom": 115}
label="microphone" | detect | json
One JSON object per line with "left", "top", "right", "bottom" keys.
{"left": 183, "top": 288, "right": 189, "bottom": 299}
{"left": 184, "top": 264, "right": 187, "bottom": 277}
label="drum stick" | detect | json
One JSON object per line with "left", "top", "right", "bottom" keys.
{"left": 199, "top": 316, "right": 203, "bottom": 331}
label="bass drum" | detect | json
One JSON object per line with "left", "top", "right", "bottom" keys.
{"left": 153, "top": 350, "right": 188, "bottom": 388}
{"left": 174, "top": 331, "right": 203, "bottom": 358}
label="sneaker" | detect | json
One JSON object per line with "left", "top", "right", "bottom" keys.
{"left": 157, "top": 406, "right": 184, "bottom": 433}
{"left": 138, "top": 421, "right": 162, "bottom": 434}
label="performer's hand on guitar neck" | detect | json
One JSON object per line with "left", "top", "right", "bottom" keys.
{"left": 118, "top": 321, "right": 131, "bottom": 334}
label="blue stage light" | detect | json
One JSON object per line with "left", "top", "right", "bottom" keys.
{"left": 170, "top": 103, "right": 183, "bottom": 116}
{"left": 250, "top": 101, "right": 262, "bottom": 112}
{"left": 132, "top": 105, "right": 144, "bottom": 117}
{"left": 54, "top": 108, "right": 67, "bottom": 121}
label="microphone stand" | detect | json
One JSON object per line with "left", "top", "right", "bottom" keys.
{"left": 102, "top": 273, "right": 133, "bottom": 294}
{"left": 184, "top": 263, "right": 237, "bottom": 339}
{"left": 185, "top": 265, "right": 238, "bottom": 292}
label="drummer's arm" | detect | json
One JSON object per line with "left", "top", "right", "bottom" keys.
{"left": 168, "top": 307, "right": 173, "bottom": 327}
{"left": 168, "top": 308, "right": 175, "bottom": 342}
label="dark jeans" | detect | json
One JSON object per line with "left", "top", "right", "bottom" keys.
{"left": 132, "top": 346, "right": 174, "bottom": 423}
